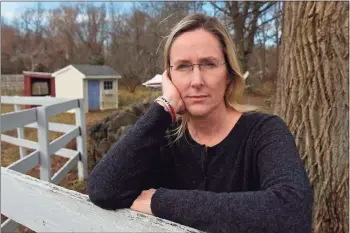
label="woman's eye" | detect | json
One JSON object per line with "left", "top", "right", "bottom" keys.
{"left": 203, "top": 62, "right": 216, "bottom": 68}
{"left": 177, "top": 64, "right": 190, "bottom": 70}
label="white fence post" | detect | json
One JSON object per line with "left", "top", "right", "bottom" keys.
{"left": 75, "top": 99, "right": 88, "bottom": 181}
{"left": 14, "top": 104, "right": 27, "bottom": 158}
{"left": 36, "top": 106, "right": 51, "bottom": 182}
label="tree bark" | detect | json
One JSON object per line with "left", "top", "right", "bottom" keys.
{"left": 274, "top": 2, "right": 349, "bottom": 233}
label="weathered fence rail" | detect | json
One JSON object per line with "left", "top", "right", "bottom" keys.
{"left": 1, "top": 168, "right": 199, "bottom": 232}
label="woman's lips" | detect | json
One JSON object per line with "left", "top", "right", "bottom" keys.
{"left": 187, "top": 95, "right": 209, "bottom": 101}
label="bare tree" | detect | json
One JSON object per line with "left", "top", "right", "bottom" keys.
{"left": 76, "top": 3, "right": 107, "bottom": 63}
{"left": 274, "top": 2, "right": 282, "bottom": 70}
{"left": 274, "top": 2, "right": 349, "bottom": 233}
{"left": 10, "top": 3, "right": 50, "bottom": 71}
{"left": 114, "top": 7, "right": 154, "bottom": 92}
{"left": 48, "top": 4, "right": 81, "bottom": 66}
{"left": 209, "top": 1, "right": 280, "bottom": 72}
{"left": 1, "top": 19, "right": 21, "bottom": 73}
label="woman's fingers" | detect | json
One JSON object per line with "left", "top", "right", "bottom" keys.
{"left": 161, "top": 70, "right": 185, "bottom": 114}
{"left": 130, "top": 189, "right": 155, "bottom": 215}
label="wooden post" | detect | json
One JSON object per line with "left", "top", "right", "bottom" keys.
{"left": 75, "top": 99, "right": 88, "bottom": 181}
{"left": 14, "top": 104, "right": 27, "bottom": 158}
{"left": 36, "top": 106, "right": 51, "bottom": 182}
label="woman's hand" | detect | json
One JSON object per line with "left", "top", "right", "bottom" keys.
{"left": 161, "top": 70, "right": 185, "bottom": 114}
{"left": 130, "top": 189, "right": 156, "bottom": 215}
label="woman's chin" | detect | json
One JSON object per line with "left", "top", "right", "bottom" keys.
{"left": 186, "top": 105, "right": 212, "bottom": 117}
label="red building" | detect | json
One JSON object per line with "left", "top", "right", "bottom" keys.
{"left": 23, "top": 71, "right": 55, "bottom": 108}
{"left": 23, "top": 71, "right": 55, "bottom": 97}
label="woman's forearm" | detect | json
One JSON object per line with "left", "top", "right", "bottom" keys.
{"left": 151, "top": 184, "right": 312, "bottom": 233}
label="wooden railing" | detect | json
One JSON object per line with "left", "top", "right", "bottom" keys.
{"left": 1, "top": 168, "right": 199, "bottom": 232}
{"left": 1, "top": 96, "right": 88, "bottom": 232}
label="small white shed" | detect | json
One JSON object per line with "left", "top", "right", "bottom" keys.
{"left": 52, "top": 64, "right": 122, "bottom": 112}
{"left": 142, "top": 74, "right": 162, "bottom": 88}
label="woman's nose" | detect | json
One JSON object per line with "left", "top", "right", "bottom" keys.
{"left": 190, "top": 65, "right": 204, "bottom": 88}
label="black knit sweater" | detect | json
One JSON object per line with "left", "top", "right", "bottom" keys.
{"left": 87, "top": 102, "right": 313, "bottom": 233}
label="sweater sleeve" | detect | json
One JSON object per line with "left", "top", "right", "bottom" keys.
{"left": 87, "top": 103, "right": 172, "bottom": 210}
{"left": 150, "top": 116, "right": 313, "bottom": 233}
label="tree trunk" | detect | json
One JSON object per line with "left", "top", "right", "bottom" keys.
{"left": 274, "top": 2, "right": 349, "bottom": 233}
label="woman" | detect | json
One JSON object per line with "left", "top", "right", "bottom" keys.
{"left": 88, "top": 13, "right": 313, "bottom": 233}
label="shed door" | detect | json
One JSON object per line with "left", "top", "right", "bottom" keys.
{"left": 88, "top": 80, "right": 100, "bottom": 110}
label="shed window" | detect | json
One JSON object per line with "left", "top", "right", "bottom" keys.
{"left": 104, "top": 81, "right": 113, "bottom": 90}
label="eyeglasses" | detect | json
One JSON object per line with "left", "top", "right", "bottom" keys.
{"left": 169, "top": 61, "right": 226, "bottom": 74}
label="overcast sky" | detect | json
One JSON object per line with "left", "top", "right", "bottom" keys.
{"left": 1, "top": 1, "right": 133, "bottom": 23}
{"left": 2, "top": 2, "right": 58, "bottom": 20}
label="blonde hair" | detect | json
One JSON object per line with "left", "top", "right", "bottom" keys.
{"left": 163, "top": 13, "right": 257, "bottom": 143}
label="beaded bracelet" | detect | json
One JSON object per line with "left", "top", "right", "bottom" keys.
{"left": 155, "top": 96, "right": 176, "bottom": 123}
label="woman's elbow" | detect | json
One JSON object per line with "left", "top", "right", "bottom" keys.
{"left": 87, "top": 177, "right": 136, "bottom": 210}
{"left": 278, "top": 185, "right": 313, "bottom": 233}
{"left": 87, "top": 182, "right": 116, "bottom": 210}
{"left": 299, "top": 186, "right": 313, "bottom": 232}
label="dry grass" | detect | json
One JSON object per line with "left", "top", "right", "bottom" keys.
{"left": 246, "top": 80, "right": 276, "bottom": 98}
{"left": 1, "top": 88, "right": 25, "bottom": 97}
{"left": 1, "top": 104, "right": 15, "bottom": 113}
{"left": 119, "top": 85, "right": 161, "bottom": 108}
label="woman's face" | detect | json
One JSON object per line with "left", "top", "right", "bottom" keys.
{"left": 169, "top": 28, "right": 230, "bottom": 117}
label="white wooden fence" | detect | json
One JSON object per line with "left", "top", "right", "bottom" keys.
{"left": 1, "top": 96, "right": 199, "bottom": 233}
{"left": 1, "top": 96, "right": 88, "bottom": 232}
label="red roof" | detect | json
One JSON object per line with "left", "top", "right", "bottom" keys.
{"left": 23, "top": 71, "right": 52, "bottom": 78}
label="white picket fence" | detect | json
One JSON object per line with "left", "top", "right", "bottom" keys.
{"left": 0, "top": 96, "right": 199, "bottom": 233}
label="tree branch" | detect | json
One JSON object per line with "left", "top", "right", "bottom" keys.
{"left": 257, "top": 2, "right": 276, "bottom": 15}
{"left": 242, "top": 2, "right": 250, "bottom": 18}
{"left": 247, "top": 2, "right": 277, "bottom": 17}
{"left": 257, "top": 12, "right": 282, "bottom": 28}
{"left": 209, "top": 1, "right": 230, "bottom": 16}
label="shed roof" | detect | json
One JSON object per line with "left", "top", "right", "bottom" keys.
{"left": 71, "top": 64, "right": 121, "bottom": 76}
{"left": 142, "top": 74, "right": 162, "bottom": 88}
{"left": 22, "top": 71, "right": 52, "bottom": 78}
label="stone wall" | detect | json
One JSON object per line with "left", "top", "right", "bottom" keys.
{"left": 88, "top": 101, "right": 152, "bottom": 161}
